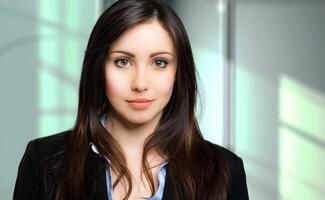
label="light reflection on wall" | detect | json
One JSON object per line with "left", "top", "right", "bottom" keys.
{"left": 193, "top": 45, "right": 224, "bottom": 145}
{"left": 235, "top": 65, "right": 279, "bottom": 199}
{"left": 279, "top": 75, "right": 325, "bottom": 200}
{"left": 38, "top": 0, "right": 90, "bottom": 137}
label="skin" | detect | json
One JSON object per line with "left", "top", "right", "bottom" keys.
{"left": 104, "top": 20, "right": 177, "bottom": 199}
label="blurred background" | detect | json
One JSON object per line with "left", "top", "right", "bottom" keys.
{"left": 1, "top": 0, "right": 324, "bottom": 199}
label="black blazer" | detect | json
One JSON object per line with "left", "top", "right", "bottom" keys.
{"left": 13, "top": 131, "right": 249, "bottom": 200}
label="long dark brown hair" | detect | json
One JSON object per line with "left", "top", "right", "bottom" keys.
{"left": 57, "top": 0, "right": 229, "bottom": 199}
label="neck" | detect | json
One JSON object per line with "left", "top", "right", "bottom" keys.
{"left": 104, "top": 110, "right": 162, "bottom": 156}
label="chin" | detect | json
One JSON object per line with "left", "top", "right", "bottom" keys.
{"left": 124, "top": 111, "right": 161, "bottom": 125}
{"left": 126, "top": 115, "right": 154, "bottom": 125}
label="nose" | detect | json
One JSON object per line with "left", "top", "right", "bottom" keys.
{"left": 131, "top": 65, "right": 148, "bottom": 92}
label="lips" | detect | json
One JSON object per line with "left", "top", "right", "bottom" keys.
{"left": 127, "top": 98, "right": 154, "bottom": 103}
{"left": 126, "top": 98, "right": 154, "bottom": 109}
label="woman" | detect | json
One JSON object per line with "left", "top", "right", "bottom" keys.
{"left": 14, "top": 0, "right": 248, "bottom": 199}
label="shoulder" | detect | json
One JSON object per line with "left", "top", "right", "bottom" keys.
{"left": 203, "top": 140, "right": 249, "bottom": 199}
{"left": 203, "top": 140, "right": 243, "bottom": 168}
{"left": 21, "top": 130, "right": 72, "bottom": 169}
{"left": 32, "top": 130, "right": 71, "bottom": 147}
{"left": 31, "top": 130, "right": 72, "bottom": 147}
{"left": 26, "top": 130, "right": 72, "bottom": 158}
{"left": 203, "top": 140, "right": 246, "bottom": 182}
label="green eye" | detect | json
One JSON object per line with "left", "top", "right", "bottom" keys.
{"left": 114, "top": 59, "right": 130, "bottom": 68}
{"left": 154, "top": 59, "right": 168, "bottom": 68}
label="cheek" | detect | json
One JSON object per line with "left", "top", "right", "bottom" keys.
{"left": 153, "top": 72, "right": 176, "bottom": 96}
{"left": 105, "top": 69, "right": 128, "bottom": 98}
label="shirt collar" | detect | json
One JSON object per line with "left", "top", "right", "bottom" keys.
{"left": 90, "top": 142, "right": 111, "bottom": 164}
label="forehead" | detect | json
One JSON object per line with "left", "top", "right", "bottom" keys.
{"left": 109, "top": 20, "right": 175, "bottom": 54}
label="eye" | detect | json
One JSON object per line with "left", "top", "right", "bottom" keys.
{"left": 114, "top": 58, "right": 131, "bottom": 68}
{"left": 153, "top": 59, "right": 168, "bottom": 68}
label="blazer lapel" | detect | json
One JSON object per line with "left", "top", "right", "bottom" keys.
{"left": 162, "top": 165, "right": 175, "bottom": 200}
{"left": 84, "top": 147, "right": 108, "bottom": 200}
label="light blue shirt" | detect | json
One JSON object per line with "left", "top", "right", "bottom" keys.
{"left": 90, "top": 114, "right": 168, "bottom": 200}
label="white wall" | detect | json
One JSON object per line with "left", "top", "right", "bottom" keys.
{"left": 0, "top": 1, "right": 96, "bottom": 199}
{"left": 234, "top": 1, "right": 325, "bottom": 199}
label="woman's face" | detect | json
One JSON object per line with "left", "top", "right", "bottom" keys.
{"left": 104, "top": 20, "right": 177, "bottom": 125}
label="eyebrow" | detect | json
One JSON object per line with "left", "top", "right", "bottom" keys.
{"left": 109, "top": 50, "right": 174, "bottom": 58}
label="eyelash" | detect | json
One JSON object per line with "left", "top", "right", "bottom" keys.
{"left": 113, "top": 58, "right": 169, "bottom": 68}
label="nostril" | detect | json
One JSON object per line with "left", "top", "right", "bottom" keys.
{"left": 132, "top": 86, "right": 148, "bottom": 92}
{"left": 131, "top": 74, "right": 148, "bottom": 92}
